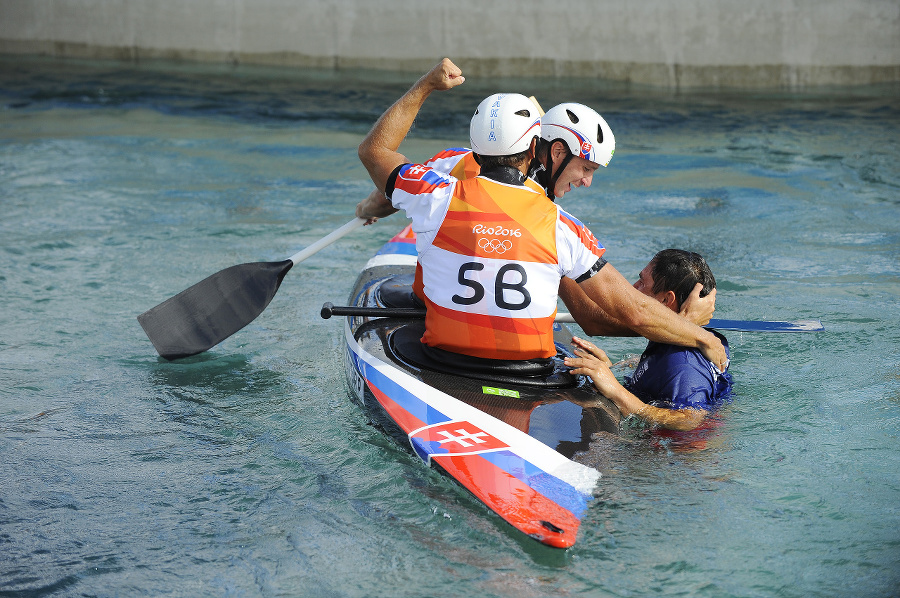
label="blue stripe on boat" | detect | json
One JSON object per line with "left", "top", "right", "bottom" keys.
{"left": 479, "top": 450, "right": 589, "bottom": 517}
{"left": 375, "top": 241, "right": 418, "bottom": 256}
{"left": 360, "top": 353, "right": 453, "bottom": 429}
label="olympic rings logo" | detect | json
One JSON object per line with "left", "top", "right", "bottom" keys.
{"left": 478, "top": 238, "right": 513, "bottom": 254}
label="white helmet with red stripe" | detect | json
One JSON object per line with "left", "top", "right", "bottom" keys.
{"left": 470, "top": 93, "right": 541, "bottom": 156}
{"left": 540, "top": 103, "right": 615, "bottom": 167}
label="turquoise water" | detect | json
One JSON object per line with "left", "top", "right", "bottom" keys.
{"left": 1, "top": 56, "right": 899, "bottom": 597}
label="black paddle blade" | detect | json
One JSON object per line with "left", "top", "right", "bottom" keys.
{"left": 137, "top": 260, "right": 294, "bottom": 360}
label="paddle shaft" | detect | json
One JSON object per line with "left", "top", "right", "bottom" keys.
{"left": 289, "top": 218, "right": 366, "bottom": 265}
{"left": 321, "top": 303, "right": 823, "bottom": 332}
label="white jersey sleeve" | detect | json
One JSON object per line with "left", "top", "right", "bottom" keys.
{"left": 555, "top": 207, "right": 607, "bottom": 281}
{"left": 388, "top": 163, "right": 457, "bottom": 250}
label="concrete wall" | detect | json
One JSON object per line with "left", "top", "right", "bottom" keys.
{"left": 1, "top": 0, "right": 898, "bottom": 89}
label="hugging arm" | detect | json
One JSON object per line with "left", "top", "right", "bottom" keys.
{"left": 564, "top": 337, "right": 707, "bottom": 431}
{"left": 575, "top": 264, "right": 727, "bottom": 371}
{"left": 559, "top": 277, "right": 715, "bottom": 336}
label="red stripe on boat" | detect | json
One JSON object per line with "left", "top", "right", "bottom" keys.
{"left": 432, "top": 453, "right": 581, "bottom": 548}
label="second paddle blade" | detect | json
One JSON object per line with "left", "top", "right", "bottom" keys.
{"left": 137, "top": 260, "right": 294, "bottom": 360}
{"left": 706, "top": 318, "right": 824, "bottom": 332}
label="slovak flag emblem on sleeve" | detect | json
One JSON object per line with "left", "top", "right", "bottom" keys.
{"left": 401, "top": 164, "right": 430, "bottom": 180}
{"left": 409, "top": 421, "right": 508, "bottom": 463}
{"left": 397, "top": 163, "right": 452, "bottom": 195}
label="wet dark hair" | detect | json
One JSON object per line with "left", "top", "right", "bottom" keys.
{"left": 650, "top": 249, "right": 716, "bottom": 308}
{"left": 473, "top": 148, "right": 531, "bottom": 170}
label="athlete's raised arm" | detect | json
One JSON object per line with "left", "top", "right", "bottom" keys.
{"left": 358, "top": 58, "right": 465, "bottom": 194}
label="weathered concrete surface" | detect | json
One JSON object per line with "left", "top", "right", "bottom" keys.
{"left": 1, "top": 0, "right": 898, "bottom": 88}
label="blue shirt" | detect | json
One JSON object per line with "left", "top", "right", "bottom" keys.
{"left": 624, "top": 331, "right": 733, "bottom": 411}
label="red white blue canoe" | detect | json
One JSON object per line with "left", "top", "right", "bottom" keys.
{"left": 340, "top": 225, "right": 620, "bottom": 548}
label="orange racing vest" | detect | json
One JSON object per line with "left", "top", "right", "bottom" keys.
{"left": 417, "top": 177, "right": 566, "bottom": 360}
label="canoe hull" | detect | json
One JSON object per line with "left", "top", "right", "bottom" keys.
{"left": 341, "top": 226, "right": 620, "bottom": 548}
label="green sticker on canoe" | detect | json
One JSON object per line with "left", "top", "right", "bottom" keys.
{"left": 482, "top": 386, "right": 520, "bottom": 398}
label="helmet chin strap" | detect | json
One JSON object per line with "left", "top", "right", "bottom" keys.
{"left": 538, "top": 138, "right": 573, "bottom": 201}
{"left": 527, "top": 157, "right": 545, "bottom": 185}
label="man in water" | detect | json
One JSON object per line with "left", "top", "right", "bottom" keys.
{"left": 357, "top": 58, "right": 727, "bottom": 368}
{"left": 565, "top": 249, "right": 733, "bottom": 431}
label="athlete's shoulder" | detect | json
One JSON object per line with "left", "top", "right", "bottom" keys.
{"left": 524, "top": 177, "right": 545, "bottom": 194}
{"left": 556, "top": 208, "right": 605, "bottom": 257}
{"left": 426, "top": 147, "right": 471, "bottom": 163}
{"left": 557, "top": 207, "right": 585, "bottom": 227}
{"left": 649, "top": 342, "right": 711, "bottom": 369}
{"left": 424, "top": 148, "right": 479, "bottom": 181}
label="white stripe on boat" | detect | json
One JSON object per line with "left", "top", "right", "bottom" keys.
{"left": 364, "top": 254, "right": 418, "bottom": 269}
{"left": 345, "top": 321, "right": 601, "bottom": 497}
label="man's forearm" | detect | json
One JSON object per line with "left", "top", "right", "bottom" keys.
{"left": 579, "top": 265, "right": 727, "bottom": 369}
{"left": 634, "top": 404, "right": 706, "bottom": 431}
{"left": 581, "top": 265, "right": 712, "bottom": 347}
{"left": 603, "top": 383, "right": 705, "bottom": 431}
{"left": 357, "top": 81, "right": 430, "bottom": 192}
{"left": 356, "top": 189, "right": 398, "bottom": 221}
{"left": 363, "top": 78, "right": 432, "bottom": 153}
{"left": 559, "top": 277, "right": 637, "bottom": 337}
{"left": 358, "top": 59, "right": 464, "bottom": 193}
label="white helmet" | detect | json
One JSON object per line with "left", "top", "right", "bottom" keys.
{"left": 540, "top": 103, "right": 615, "bottom": 167}
{"left": 470, "top": 93, "right": 541, "bottom": 157}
